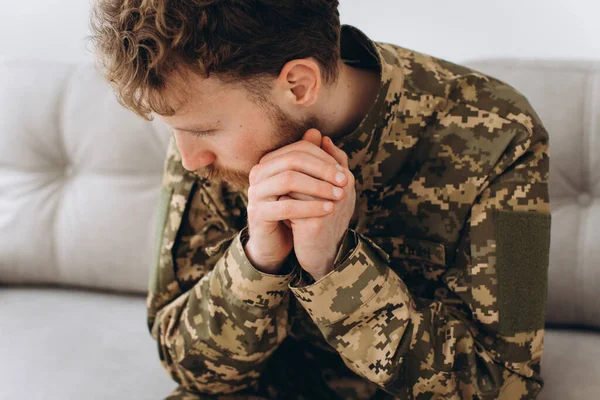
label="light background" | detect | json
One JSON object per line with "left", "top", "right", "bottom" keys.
{"left": 1, "top": 0, "right": 598, "bottom": 63}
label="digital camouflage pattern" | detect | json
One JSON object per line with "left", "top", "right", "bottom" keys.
{"left": 146, "top": 24, "right": 551, "bottom": 399}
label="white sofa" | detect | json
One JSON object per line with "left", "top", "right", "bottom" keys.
{"left": 1, "top": 58, "right": 599, "bottom": 399}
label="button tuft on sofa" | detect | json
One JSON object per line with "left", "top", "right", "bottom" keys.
{"left": 578, "top": 192, "right": 593, "bottom": 206}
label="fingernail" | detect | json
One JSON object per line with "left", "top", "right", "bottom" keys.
{"left": 324, "top": 202, "right": 334, "bottom": 211}
{"left": 335, "top": 172, "right": 345, "bottom": 183}
{"left": 335, "top": 164, "right": 343, "bottom": 172}
{"left": 333, "top": 187, "right": 343, "bottom": 198}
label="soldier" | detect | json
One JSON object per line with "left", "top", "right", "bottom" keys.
{"left": 88, "top": 1, "right": 551, "bottom": 399}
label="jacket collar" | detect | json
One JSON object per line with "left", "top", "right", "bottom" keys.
{"left": 334, "top": 24, "right": 406, "bottom": 189}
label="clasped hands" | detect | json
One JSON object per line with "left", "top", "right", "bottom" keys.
{"left": 245, "top": 128, "right": 356, "bottom": 281}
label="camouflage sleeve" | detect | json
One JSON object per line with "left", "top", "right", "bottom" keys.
{"left": 146, "top": 136, "right": 297, "bottom": 396}
{"left": 289, "top": 125, "right": 551, "bottom": 399}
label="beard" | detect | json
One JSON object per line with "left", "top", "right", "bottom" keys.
{"left": 197, "top": 101, "right": 319, "bottom": 191}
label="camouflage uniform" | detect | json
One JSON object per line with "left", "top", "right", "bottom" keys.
{"left": 146, "top": 25, "right": 551, "bottom": 399}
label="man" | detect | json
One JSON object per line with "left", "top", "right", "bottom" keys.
{"left": 88, "top": 1, "right": 552, "bottom": 399}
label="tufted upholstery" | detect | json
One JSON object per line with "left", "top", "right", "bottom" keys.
{"left": 1, "top": 59, "right": 598, "bottom": 399}
{"left": 0, "top": 60, "right": 171, "bottom": 294}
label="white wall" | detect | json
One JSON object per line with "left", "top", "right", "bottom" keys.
{"left": 339, "top": 0, "right": 600, "bottom": 63}
{"left": 1, "top": 0, "right": 598, "bottom": 64}
{"left": 0, "top": 0, "right": 93, "bottom": 63}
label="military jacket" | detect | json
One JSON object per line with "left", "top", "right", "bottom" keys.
{"left": 146, "top": 24, "right": 552, "bottom": 400}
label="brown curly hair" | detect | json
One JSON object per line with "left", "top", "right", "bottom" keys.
{"left": 86, "top": 0, "right": 341, "bottom": 121}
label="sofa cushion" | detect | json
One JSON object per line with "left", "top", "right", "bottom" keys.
{"left": 0, "top": 286, "right": 176, "bottom": 399}
{"left": 539, "top": 328, "right": 600, "bottom": 399}
{"left": 0, "top": 60, "right": 171, "bottom": 294}
{"left": 1, "top": 286, "right": 598, "bottom": 399}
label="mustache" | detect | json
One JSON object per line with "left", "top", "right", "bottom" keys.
{"left": 197, "top": 165, "right": 248, "bottom": 187}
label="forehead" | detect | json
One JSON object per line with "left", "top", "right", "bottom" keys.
{"left": 161, "top": 72, "right": 247, "bottom": 117}
{"left": 160, "top": 70, "right": 221, "bottom": 117}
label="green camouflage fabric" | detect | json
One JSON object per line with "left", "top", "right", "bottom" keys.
{"left": 146, "top": 24, "right": 551, "bottom": 399}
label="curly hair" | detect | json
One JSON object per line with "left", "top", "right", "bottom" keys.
{"left": 86, "top": 0, "right": 341, "bottom": 120}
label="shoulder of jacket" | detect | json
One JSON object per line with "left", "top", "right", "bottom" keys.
{"left": 161, "top": 134, "right": 197, "bottom": 188}
{"left": 381, "top": 43, "right": 546, "bottom": 138}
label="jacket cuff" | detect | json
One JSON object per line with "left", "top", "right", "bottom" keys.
{"left": 289, "top": 230, "right": 392, "bottom": 326}
{"left": 333, "top": 228, "right": 358, "bottom": 267}
{"left": 289, "top": 228, "right": 358, "bottom": 288}
{"left": 215, "top": 226, "right": 297, "bottom": 309}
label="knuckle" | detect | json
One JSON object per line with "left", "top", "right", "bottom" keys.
{"left": 281, "top": 170, "right": 296, "bottom": 187}
{"left": 250, "top": 204, "right": 264, "bottom": 221}
{"left": 247, "top": 185, "right": 256, "bottom": 199}
{"left": 285, "top": 154, "right": 299, "bottom": 170}
{"left": 249, "top": 165, "right": 259, "bottom": 183}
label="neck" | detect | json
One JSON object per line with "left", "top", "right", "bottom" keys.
{"left": 315, "top": 59, "right": 381, "bottom": 140}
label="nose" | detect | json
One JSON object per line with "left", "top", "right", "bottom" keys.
{"left": 180, "top": 149, "right": 216, "bottom": 171}
{"left": 174, "top": 135, "right": 216, "bottom": 171}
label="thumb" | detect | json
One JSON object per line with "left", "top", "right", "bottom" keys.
{"left": 301, "top": 128, "right": 322, "bottom": 147}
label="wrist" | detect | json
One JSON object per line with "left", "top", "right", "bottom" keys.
{"left": 244, "top": 239, "right": 289, "bottom": 274}
{"left": 309, "top": 263, "right": 334, "bottom": 282}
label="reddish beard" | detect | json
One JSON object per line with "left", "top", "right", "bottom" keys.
{"left": 199, "top": 165, "right": 249, "bottom": 190}
{"left": 196, "top": 102, "right": 319, "bottom": 191}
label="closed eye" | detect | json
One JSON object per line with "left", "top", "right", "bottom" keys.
{"left": 188, "top": 130, "right": 211, "bottom": 138}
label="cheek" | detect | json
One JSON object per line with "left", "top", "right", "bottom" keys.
{"left": 226, "top": 109, "right": 276, "bottom": 164}
{"left": 240, "top": 105, "right": 274, "bottom": 134}
{"left": 220, "top": 128, "right": 262, "bottom": 165}
{"left": 236, "top": 118, "right": 273, "bottom": 149}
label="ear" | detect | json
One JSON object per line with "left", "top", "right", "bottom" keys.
{"left": 277, "top": 58, "right": 321, "bottom": 108}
